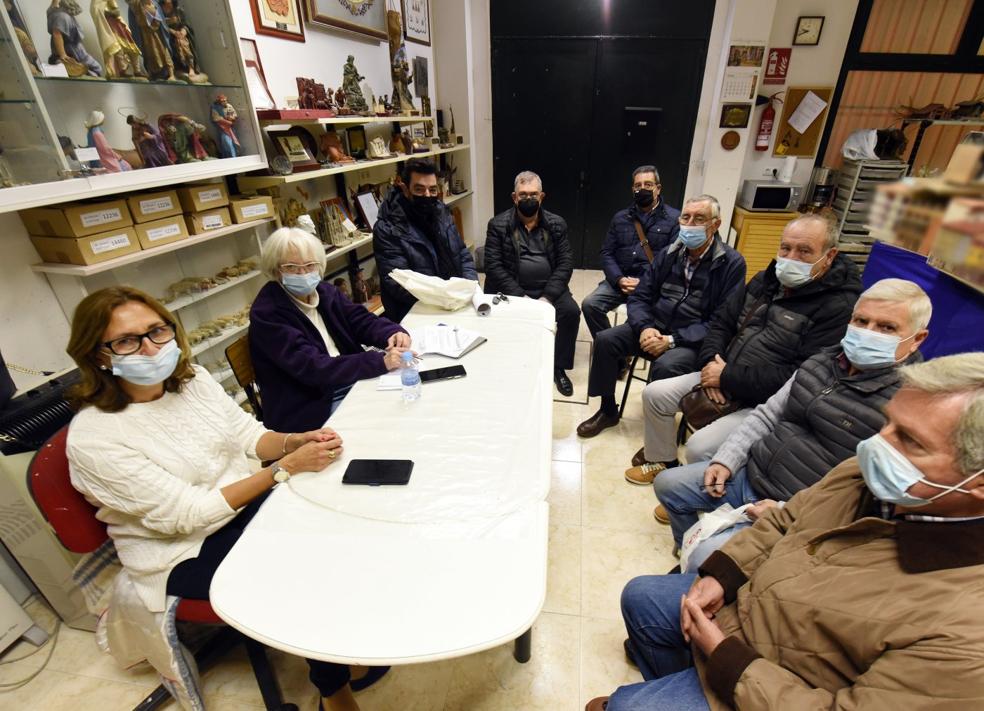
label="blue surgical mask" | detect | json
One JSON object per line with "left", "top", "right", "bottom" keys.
{"left": 841, "top": 325, "right": 915, "bottom": 370}
{"left": 774, "top": 255, "right": 824, "bottom": 288}
{"left": 857, "top": 433, "right": 982, "bottom": 507}
{"left": 678, "top": 225, "right": 708, "bottom": 249}
{"left": 110, "top": 339, "right": 180, "bottom": 386}
{"left": 282, "top": 272, "right": 321, "bottom": 297}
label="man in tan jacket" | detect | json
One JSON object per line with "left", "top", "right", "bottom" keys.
{"left": 587, "top": 352, "right": 984, "bottom": 710}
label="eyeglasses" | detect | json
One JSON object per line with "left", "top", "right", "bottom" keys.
{"left": 679, "top": 213, "right": 712, "bottom": 226}
{"left": 279, "top": 262, "right": 321, "bottom": 275}
{"left": 102, "top": 323, "right": 176, "bottom": 356}
{"left": 492, "top": 292, "right": 510, "bottom": 304}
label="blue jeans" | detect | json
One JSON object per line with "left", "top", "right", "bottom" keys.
{"left": 653, "top": 462, "right": 758, "bottom": 570}
{"left": 607, "top": 574, "right": 710, "bottom": 711}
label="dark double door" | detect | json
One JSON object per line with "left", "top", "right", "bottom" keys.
{"left": 491, "top": 4, "right": 714, "bottom": 268}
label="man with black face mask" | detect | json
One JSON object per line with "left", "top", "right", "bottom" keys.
{"left": 373, "top": 158, "right": 477, "bottom": 322}
{"left": 484, "top": 170, "right": 580, "bottom": 396}
{"left": 581, "top": 166, "right": 680, "bottom": 339}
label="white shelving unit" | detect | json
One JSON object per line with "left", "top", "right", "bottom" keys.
{"left": 166, "top": 270, "right": 263, "bottom": 312}
{"left": 259, "top": 116, "right": 434, "bottom": 127}
{"left": 444, "top": 190, "right": 473, "bottom": 207}
{"left": 191, "top": 322, "right": 250, "bottom": 357}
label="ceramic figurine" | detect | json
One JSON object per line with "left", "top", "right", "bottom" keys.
{"left": 193, "top": 121, "right": 219, "bottom": 158}
{"left": 320, "top": 130, "right": 354, "bottom": 163}
{"left": 389, "top": 129, "right": 407, "bottom": 155}
{"left": 126, "top": 113, "right": 171, "bottom": 167}
{"left": 390, "top": 48, "right": 414, "bottom": 113}
{"left": 5, "top": 1, "right": 42, "bottom": 75}
{"left": 350, "top": 268, "right": 368, "bottom": 304}
{"left": 48, "top": 0, "right": 103, "bottom": 78}
{"left": 91, "top": 0, "right": 147, "bottom": 79}
{"left": 160, "top": 0, "right": 206, "bottom": 83}
{"left": 341, "top": 55, "right": 368, "bottom": 113}
{"left": 126, "top": 0, "right": 176, "bottom": 81}
{"left": 334, "top": 87, "right": 353, "bottom": 115}
{"left": 210, "top": 93, "right": 240, "bottom": 158}
{"left": 84, "top": 110, "right": 132, "bottom": 172}
{"left": 158, "top": 113, "right": 200, "bottom": 163}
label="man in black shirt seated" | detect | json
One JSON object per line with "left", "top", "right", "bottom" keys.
{"left": 484, "top": 170, "right": 580, "bottom": 396}
{"left": 373, "top": 158, "right": 477, "bottom": 322}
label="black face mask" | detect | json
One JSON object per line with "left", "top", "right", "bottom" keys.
{"left": 517, "top": 197, "right": 540, "bottom": 218}
{"left": 633, "top": 188, "right": 655, "bottom": 208}
{"left": 406, "top": 194, "right": 440, "bottom": 224}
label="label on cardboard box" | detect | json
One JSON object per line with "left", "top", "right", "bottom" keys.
{"left": 202, "top": 214, "right": 225, "bottom": 230}
{"left": 145, "top": 222, "right": 183, "bottom": 242}
{"left": 139, "top": 196, "right": 175, "bottom": 215}
{"left": 81, "top": 207, "right": 124, "bottom": 229}
{"left": 241, "top": 203, "right": 270, "bottom": 218}
{"left": 198, "top": 188, "right": 223, "bottom": 204}
{"left": 90, "top": 232, "right": 132, "bottom": 254}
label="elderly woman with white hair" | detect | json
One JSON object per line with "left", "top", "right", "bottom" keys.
{"left": 249, "top": 227, "right": 410, "bottom": 432}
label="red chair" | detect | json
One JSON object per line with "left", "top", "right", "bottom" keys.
{"left": 27, "top": 426, "right": 297, "bottom": 711}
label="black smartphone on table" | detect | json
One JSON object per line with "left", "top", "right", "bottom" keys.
{"left": 419, "top": 365, "right": 466, "bottom": 383}
{"left": 342, "top": 459, "right": 414, "bottom": 486}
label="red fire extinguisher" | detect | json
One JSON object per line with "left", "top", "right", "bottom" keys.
{"left": 755, "top": 99, "right": 775, "bottom": 152}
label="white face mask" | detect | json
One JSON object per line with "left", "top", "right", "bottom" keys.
{"left": 774, "top": 253, "right": 826, "bottom": 288}
{"left": 110, "top": 339, "right": 180, "bottom": 386}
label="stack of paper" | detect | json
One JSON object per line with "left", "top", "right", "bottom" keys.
{"left": 409, "top": 325, "right": 486, "bottom": 359}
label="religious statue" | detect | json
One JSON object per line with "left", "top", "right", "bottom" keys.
{"left": 320, "top": 130, "right": 354, "bottom": 164}
{"left": 126, "top": 0, "right": 176, "bottom": 81}
{"left": 334, "top": 87, "right": 352, "bottom": 115}
{"left": 47, "top": 0, "right": 103, "bottom": 78}
{"left": 160, "top": 0, "right": 207, "bottom": 83}
{"left": 5, "top": 1, "right": 42, "bottom": 75}
{"left": 84, "top": 110, "right": 132, "bottom": 172}
{"left": 193, "top": 122, "right": 219, "bottom": 158}
{"left": 389, "top": 129, "right": 407, "bottom": 155}
{"left": 126, "top": 113, "right": 171, "bottom": 167}
{"left": 159, "top": 113, "right": 205, "bottom": 163}
{"left": 341, "top": 55, "right": 368, "bottom": 113}
{"left": 390, "top": 49, "right": 414, "bottom": 114}
{"left": 210, "top": 93, "right": 240, "bottom": 158}
{"left": 91, "top": 0, "right": 147, "bottom": 80}
{"left": 296, "top": 77, "right": 334, "bottom": 113}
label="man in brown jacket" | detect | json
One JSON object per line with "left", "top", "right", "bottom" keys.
{"left": 587, "top": 352, "right": 984, "bottom": 710}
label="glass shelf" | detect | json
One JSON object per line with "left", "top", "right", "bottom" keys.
{"left": 35, "top": 77, "right": 243, "bottom": 90}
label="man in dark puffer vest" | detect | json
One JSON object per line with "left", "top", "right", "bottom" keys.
{"left": 652, "top": 278, "right": 931, "bottom": 571}
{"left": 629, "top": 212, "right": 863, "bottom": 482}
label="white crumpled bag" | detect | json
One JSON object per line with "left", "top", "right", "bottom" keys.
{"left": 390, "top": 269, "right": 479, "bottom": 311}
{"left": 679, "top": 503, "right": 751, "bottom": 572}
{"left": 842, "top": 129, "right": 879, "bottom": 160}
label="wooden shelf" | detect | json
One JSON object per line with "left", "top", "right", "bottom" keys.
{"left": 259, "top": 115, "right": 433, "bottom": 127}
{"left": 165, "top": 270, "right": 263, "bottom": 312}
{"left": 444, "top": 190, "right": 472, "bottom": 206}
{"left": 191, "top": 321, "right": 249, "bottom": 357}
{"left": 31, "top": 219, "right": 276, "bottom": 277}
{"left": 237, "top": 145, "right": 471, "bottom": 190}
{"left": 325, "top": 233, "right": 373, "bottom": 261}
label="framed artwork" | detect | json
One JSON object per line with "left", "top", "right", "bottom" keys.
{"left": 239, "top": 39, "right": 276, "bottom": 110}
{"left": 402, "top": 0, "right": 430, "bottom": 46}
{"left": 355, "top": 191, "right": 381, "bottom": 228}
{"left": 346, "top": 126, "right": 367, "bottom": 159}
{"left": 720, "top": 103, "right": 752, "bottom": 129}
{"left": 250, "top": 0, "right": 306, "bottom": 41}
{"left": 268, "top": 126, "right": 321, "bottom": 170}
{"left": 793, "top": 16, "right": 824, "bottom": 46}
{"left": 304, "top": 0, "right": 387, "bottom": 40}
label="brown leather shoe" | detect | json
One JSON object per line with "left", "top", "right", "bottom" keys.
{"left": 625, "top": 461, "right": 670, "bottom": 485}
{"left": 585, "top": 697, "right": 609, "bottom": 711}
{"left": 653, "top": 504, "right": 670, "bottom": 525}
{"left": 577, "top": 410, "right": 619, "bottom": 438}
{"left": 630, "top": 446, "right": 646, "bottom": 467}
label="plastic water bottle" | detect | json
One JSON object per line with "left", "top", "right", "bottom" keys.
{"left": 400, "top": 351, "right": 421, "bottom": 402}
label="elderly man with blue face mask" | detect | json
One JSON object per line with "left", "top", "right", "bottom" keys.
{"left": 588, "top": 352, "right": 984, "bottom": 711}
{"left": 648, "top": 278, "right": 931, "bottom": 571}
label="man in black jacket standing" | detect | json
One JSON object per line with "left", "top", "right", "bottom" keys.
{"left": 484, "top": 170, "right": 580, "bottom": 396}
{"left": 581, "top": 166, "right": 680, "bottom": 338}
{"left": 373, "top": 158, "right": 477, "bottom": 322}
{"left": 634, "top": 212, "right": 862, "bottom": 479}
{"left": 577, "top": 195, "right": 746, "bottom": 438}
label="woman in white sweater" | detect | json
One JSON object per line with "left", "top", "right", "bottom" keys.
{"left": 65, "top": 285, "right": 380, "bottom": 711}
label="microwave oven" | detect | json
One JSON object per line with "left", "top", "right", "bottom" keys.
{"left": 736, "top": 180, "right": 804, "bottom": 212}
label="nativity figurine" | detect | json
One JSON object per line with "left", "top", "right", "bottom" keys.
{"left": 85, "top": 110, "right": 132, "bottom": 172}
{"left": 210, "top": 93, "right": 240, "bottom": 158}
{"left": 48, "top": 0, "right": 103, "bottom": 78}
{"left": 341, "top": 55, "right": 368, "bottom": 113}
{"left": 126, "top": 113, "right": 171, "bottom": 167}
{"left": 126, "top": 0, "right": 176, "bottom": 81}
{"left": 91, "top": 0, "right": 147, "bottom": 80}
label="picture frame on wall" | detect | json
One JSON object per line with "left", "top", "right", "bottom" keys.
{"left": 239, "top": 38, "right": 277, "bottom": 110}
{"left": 250, "top": 0, "right": 306, "bottom": 42}
{"left": 402, "top": 0, "right": 431, "bottom": 46}
{"left": 720, "top": 103, "right": 752, "bottom": 129}
{"left": 304, "top": 0, "right": 387, "bottom": 40}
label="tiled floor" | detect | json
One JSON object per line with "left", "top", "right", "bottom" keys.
{"left": 0, "top": 270, "right": 677, "bottom": 711}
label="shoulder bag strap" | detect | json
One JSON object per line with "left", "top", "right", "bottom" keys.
{"left": 633, "top": 220, "right": 655, "bottom": 264}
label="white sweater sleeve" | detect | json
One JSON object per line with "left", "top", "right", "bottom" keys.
{"left": 195, "top": 367, "right": 269, "bottom": 456}
{"left": 69, "top": 438, "right": 236, "bottom": 536}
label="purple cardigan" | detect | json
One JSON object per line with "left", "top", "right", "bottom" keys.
{"left": 248, "top": 281, "right": 405, "bottom": 432}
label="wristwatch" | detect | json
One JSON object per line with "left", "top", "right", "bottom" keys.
{"left": 667, "top": 335, "right": 676, "bottom": 349}
{"left": 270, "top": 460, "right": 291, "bottom": 484}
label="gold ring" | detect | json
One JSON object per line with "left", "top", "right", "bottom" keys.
{"left": 327, "top": 449, "right": 337, "bottom": 459}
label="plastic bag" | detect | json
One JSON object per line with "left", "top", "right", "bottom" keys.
{"left": 679, "top": 503, "right": 751, "bottom": 572}
{"left": 390, "top": 269, "right": 479, "bottom": 311}
{"left": 842, "top": 129, "right": 878, "bottom": 160}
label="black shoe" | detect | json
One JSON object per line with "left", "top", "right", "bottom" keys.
{"left": 617, "top": 358, "right": 631, "bottom": 381}
{"left": 577, "top": 409, "right": 620, "bottom": 438}
{"left": 350, "top": 665, "right": 390, "bottom": 692}
{"left": 623, "top": 638, "right": 639, "bottom": 669}
{"left": 554, "top": 369, "right": 574, "bottom": 397}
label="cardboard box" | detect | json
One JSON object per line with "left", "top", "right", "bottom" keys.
{"left": 126, "top": 189, "right": 182, "bottom": 223}
{"left": 133, "top": 215, "right": 189, "bottom": 250}
{"left": 20, "top": 199, "right": 132, "bottom": 238}
{"left": 185, "top": 207, "right": 232, "bottom": 235}
{"left": 230, "top": 195, "right": 274, "bottom": 224}
{"left": 177, "top": 182, "right": 230, "bottom": 213}
{"left": 31, "top": 228, "right": 141, "bottom": 266}
{"left": 944, "top": 143, "right": 984, "bottom": 186}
